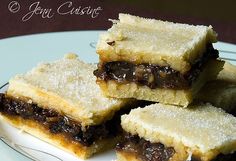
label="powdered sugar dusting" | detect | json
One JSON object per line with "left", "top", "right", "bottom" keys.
{"left": 19, "top": 54, "right": 123, "bottom": 114}
{"left": 97, "top": 14, "right": 217, "bottom": 73}
{"left": 108, "top": 20, "right": 209, "bottom": 57}
{"left": 123, "top": 103, "right": 236, "bottom": 153}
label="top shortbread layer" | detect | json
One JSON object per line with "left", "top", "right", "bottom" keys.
{"left": 97, "top": 13, "right": 217, "bottom": 73}
{"left": 121, "top": 103, "right": 236, "bottom": 156}
{"left": 7, "top": 54, "right": 130, "bottom": 127}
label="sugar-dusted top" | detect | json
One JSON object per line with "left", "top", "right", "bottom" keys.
{"left": 121, "top": 103, "right": 236, "bottom": 154}
{"left": 97, "top": 13, "right": 217, "bottom": 73}
{"left": 8, "top": 54, "right": 129, "bottom": 126}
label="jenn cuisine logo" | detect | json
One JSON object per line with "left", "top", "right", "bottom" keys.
{"left": 8, "top": 1, "right": 103, "bottom": 22}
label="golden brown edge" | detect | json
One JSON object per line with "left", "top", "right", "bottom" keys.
{"left": 115, "top": 150, "right": 189, "bottom": 161}
{"left": 0, "top": 114, "right": 121, "bottom": 159}
{"left": 116, "top": 151, "right": 142, "bottom": 161}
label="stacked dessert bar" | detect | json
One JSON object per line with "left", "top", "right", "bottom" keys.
{"left": 94, "top": 14, "right": 236, "bottom": 161}
{"left": 94, "top": 13, "right": 224, "bottom": 107}
{"left": 0, "top": 54, "right": 138, "bottom": 159}
{"left": 117, "top": 104, "right": 236, "bottom": 161}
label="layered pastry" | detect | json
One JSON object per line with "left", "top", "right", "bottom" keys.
{"left": 116, "top": 103, "right": 236, "bottom": 161}
{"left": 94, "top": 13, "right": 224, "bottom": 107}
{"left": 196, "top": 62, "right": 236, "bottom": 114}
{"left": 0, "top": 54, "right": 137, "bottom": 159}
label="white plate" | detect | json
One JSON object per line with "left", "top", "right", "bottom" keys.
{"left": 0, "top": 31, "right": 236, "bottom": 161}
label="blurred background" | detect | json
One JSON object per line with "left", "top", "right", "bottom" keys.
{"left": 0, "top": 0, "right": 236, "bottom": 43}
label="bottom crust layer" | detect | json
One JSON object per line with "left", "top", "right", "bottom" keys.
{"left": 0, "top": 114, "right": 120, "bottom": 159}
{"left": 116, "top": 151, "right": 141, "bottom": 161}
{"left": 98, "top": 80, "right": 191, "bottom": 107}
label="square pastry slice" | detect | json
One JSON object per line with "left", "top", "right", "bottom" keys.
{"left": 94, "top": 13, "right": 224, "bottom": 107}
{"left": 116, "top": 103, "right": 236, "bottom": 161}
{"left": 0, "top": 54, "right": 136, "bottom": 159}
{"left": 196, "top": 62, "right": 236, "bottom": 114}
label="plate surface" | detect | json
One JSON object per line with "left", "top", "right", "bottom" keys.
{"left": 0, "top": 31, "right": 236, "bottom": 161}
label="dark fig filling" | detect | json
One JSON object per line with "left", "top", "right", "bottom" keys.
{"left": 94, "top": 44, "right": 219, "bottom": 89}
{"left": 0, "top": 93, "right": 133, "bottom": 146}
{"left": 116, "top": 132, "right": 236, "bottom": 161}
{"left": 116, "top": 133, "right": 175, "bottom": 161}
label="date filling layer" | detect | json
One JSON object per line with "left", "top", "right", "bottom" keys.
{"left": 0, "top": 93, "right": 122, "bottom": 147}
{"left": 116, "top": 133, "right": 175, "bottom": 161}
{"left": 94, "top": 44, "right": 219, "bottom": 90}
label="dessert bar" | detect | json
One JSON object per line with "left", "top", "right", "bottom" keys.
{"left": 0, "top": 54, "right": 136, "bottom": 159}
{"left": 116, "top": 103, "right": 236, "bottom": 161}
{"left": 95, "top": 14, "right": 224, "bottom": 107}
